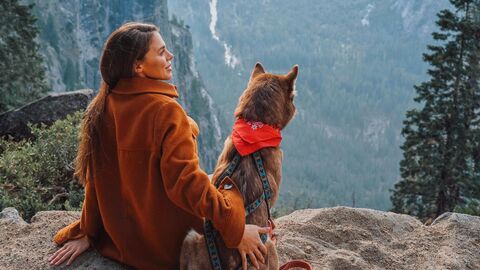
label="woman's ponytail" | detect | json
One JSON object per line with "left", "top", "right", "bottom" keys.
{"left": 74, "top": 81, "right": 110, "bottom": 185}
{"left": 74, "top": 22, "right": 158, "bottom": 185}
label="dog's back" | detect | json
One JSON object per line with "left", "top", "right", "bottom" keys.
{"left": 180, "top": 62, "right": 299, "bottom": 270}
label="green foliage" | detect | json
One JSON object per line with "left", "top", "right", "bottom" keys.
{"left": 0, "top": 0, "right": 49, "bottom": 113}
{"left": 454, "top": 198, "right": 480, "bottom": 216}
{"left": 0, "top": 111, "right": 84, "bottom": 222}
{"left": 391, "top": 0, "right": 480, "bottom": 221}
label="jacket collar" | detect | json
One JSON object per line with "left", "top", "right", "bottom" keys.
{"left": 111, "top": 77, "right": 179, "bottom": 98}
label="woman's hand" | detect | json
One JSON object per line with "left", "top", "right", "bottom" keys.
{"left": 48, "top": 236, "right": 90, "bottom": 266}
{"left": 236, "top": 224, "right": 270, "bottom": 270}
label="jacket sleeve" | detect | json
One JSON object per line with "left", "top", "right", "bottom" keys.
{"left": 155, "top": 100, "right": 246, "bottom": 248}
{"left": 53, "top": 174, "right": 103, "bottom": 247}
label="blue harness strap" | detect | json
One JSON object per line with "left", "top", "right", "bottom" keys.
{"left": 215, "top": 151, "right": 241, "bottom": 188}
{"left": 205, "top": 149, "right": 273, "bottom": 270}
{"left": 252, "top": 152, "right": 273, "bottom": 221}
{"left": 204, "top": 220, "right": 222, "bottom": 270}
{"left": 245, "top": 193, "right": 266, "bottom": 216}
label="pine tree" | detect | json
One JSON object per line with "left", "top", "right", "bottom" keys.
{"left": 0, "top": 0, "right": 49, "bottom": 113}
{"left": 391, "top": 0, "right": 480, "bottom": 221}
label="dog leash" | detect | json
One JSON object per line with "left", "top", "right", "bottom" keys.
{"left": 279, "top": 260, "right": 314, "bottom": 270}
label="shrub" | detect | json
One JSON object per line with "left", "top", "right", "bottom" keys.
{"left": 454, "top": 198, "right": 480, "bottom": 217}
{"left": 0, "top": 111, "right": 84, "bottom": 221}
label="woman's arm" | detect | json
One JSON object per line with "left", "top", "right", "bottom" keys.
{"left": 155, "top": 100, "right": 246, "bottom": 248}
{"left": 53, "top": 170, "right": 103, "bottom": 245}
{"left": 50, "top": 172, "right": 102, "bottom": 265}
{"left": 48, "top": 235, "right": 90, "bottom": 266}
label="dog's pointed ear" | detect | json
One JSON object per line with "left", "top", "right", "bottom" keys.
{"left": 250, "top": 62, "right": 265, "bottom": 81}
{"left": 286, "top": 65, "right": 299, "bottom": 83}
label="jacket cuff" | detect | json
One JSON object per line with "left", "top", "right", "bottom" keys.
{"left": 216, "top": 176, "right": 246, "bottom": 248}
{"left": 53, "top": 219, "right": 85, "bottom": 245}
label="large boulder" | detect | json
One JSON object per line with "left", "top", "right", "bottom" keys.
{"left": 0, "top": 90, "right": 94, "bottom": 140}
{"left": 276, "top": 207, "right": 480, "bottom": 269}
{"left": 0, "top": 206, "right": 479, "bottom": 269}
{"left": 0, "top": 207, "right": 127, "bottom": 270}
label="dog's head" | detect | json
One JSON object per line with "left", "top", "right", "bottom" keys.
{"left": 234, "top": 62, "right": 299, "bottom": 129}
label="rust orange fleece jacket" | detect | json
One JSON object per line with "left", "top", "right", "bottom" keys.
{"left": 52, "top": 77, "right": 246, "bottom": 269}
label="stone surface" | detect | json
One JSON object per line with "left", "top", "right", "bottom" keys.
{"left": 0, "top": 89, "right": 94, "bottom": 140}
{"left": 0, "top": 208, "right": 27, "bottom": 226}
{"left": 275, "top": 207, "right": 480, "bottom": 270}
{"left": 1, "top": 206, "right": 479, "bottom": 269}
{"left": 0, "top": 208, "right": 129, "bottom": 270}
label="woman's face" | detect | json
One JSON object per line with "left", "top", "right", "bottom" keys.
{"left": 134, "top": 31, "right": 174, "bottom": 80}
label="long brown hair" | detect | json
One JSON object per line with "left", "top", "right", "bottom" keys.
{"left": 75, "top": 22, "right": 159, "bottom": 185}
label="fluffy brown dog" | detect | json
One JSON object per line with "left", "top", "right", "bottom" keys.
{"left": 180, "top": 62, "right": 299, "bottom": 270}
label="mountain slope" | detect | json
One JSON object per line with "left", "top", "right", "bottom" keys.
{"left": 168, "top": 0, "right": 451, "bottom": 211}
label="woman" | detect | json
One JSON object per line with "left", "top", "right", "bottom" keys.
{"left": 48, "top": 22, "right": 269, "bottom": 270}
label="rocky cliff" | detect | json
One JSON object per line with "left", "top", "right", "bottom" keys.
{"left": 26, "top": 0, "right": 223, "bottom": 171}
{"left": 1, "top": 206, "right": 479, "bottom": 269}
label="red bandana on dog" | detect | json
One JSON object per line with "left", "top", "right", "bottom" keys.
{"left": 231, "top": 118, "right": 282, "bottom": 156}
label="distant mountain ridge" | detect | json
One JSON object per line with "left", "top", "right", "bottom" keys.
{"left": 167, "top": 0, "right": 451, "bottom": 212}
{"left": 24, "top": 0, "right": 455, "bottom": 212}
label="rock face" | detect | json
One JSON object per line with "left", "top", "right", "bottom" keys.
{"left": 26, "top": 0, "right": 224, "bottom": 171}
{"left": 0, "top": 90, "right": 94, "bottom": 140}
{"left": 0, "top": 208, "right": 128, "bottom": 270}
{"left": 1, "top": 206, "right": 479, "bottom": 270}
{"left": 170, "top": 22, "right": 223, "bottom": 170}
{"left": 276, "top": 208, "right": 480, "bottom": 269}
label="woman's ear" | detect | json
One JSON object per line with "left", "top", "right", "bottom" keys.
{"left": 133, "top": 60, "right": 144, "bottom": 77}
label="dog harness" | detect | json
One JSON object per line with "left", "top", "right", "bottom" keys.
{"left": 204, "top": 149, "right": 273, "bottom": 270}
{"left": 204, "top": 150, "right": 273, "bottom": 270}
{"left": 204, "top": 119, "right": 312, "bottom": 270}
